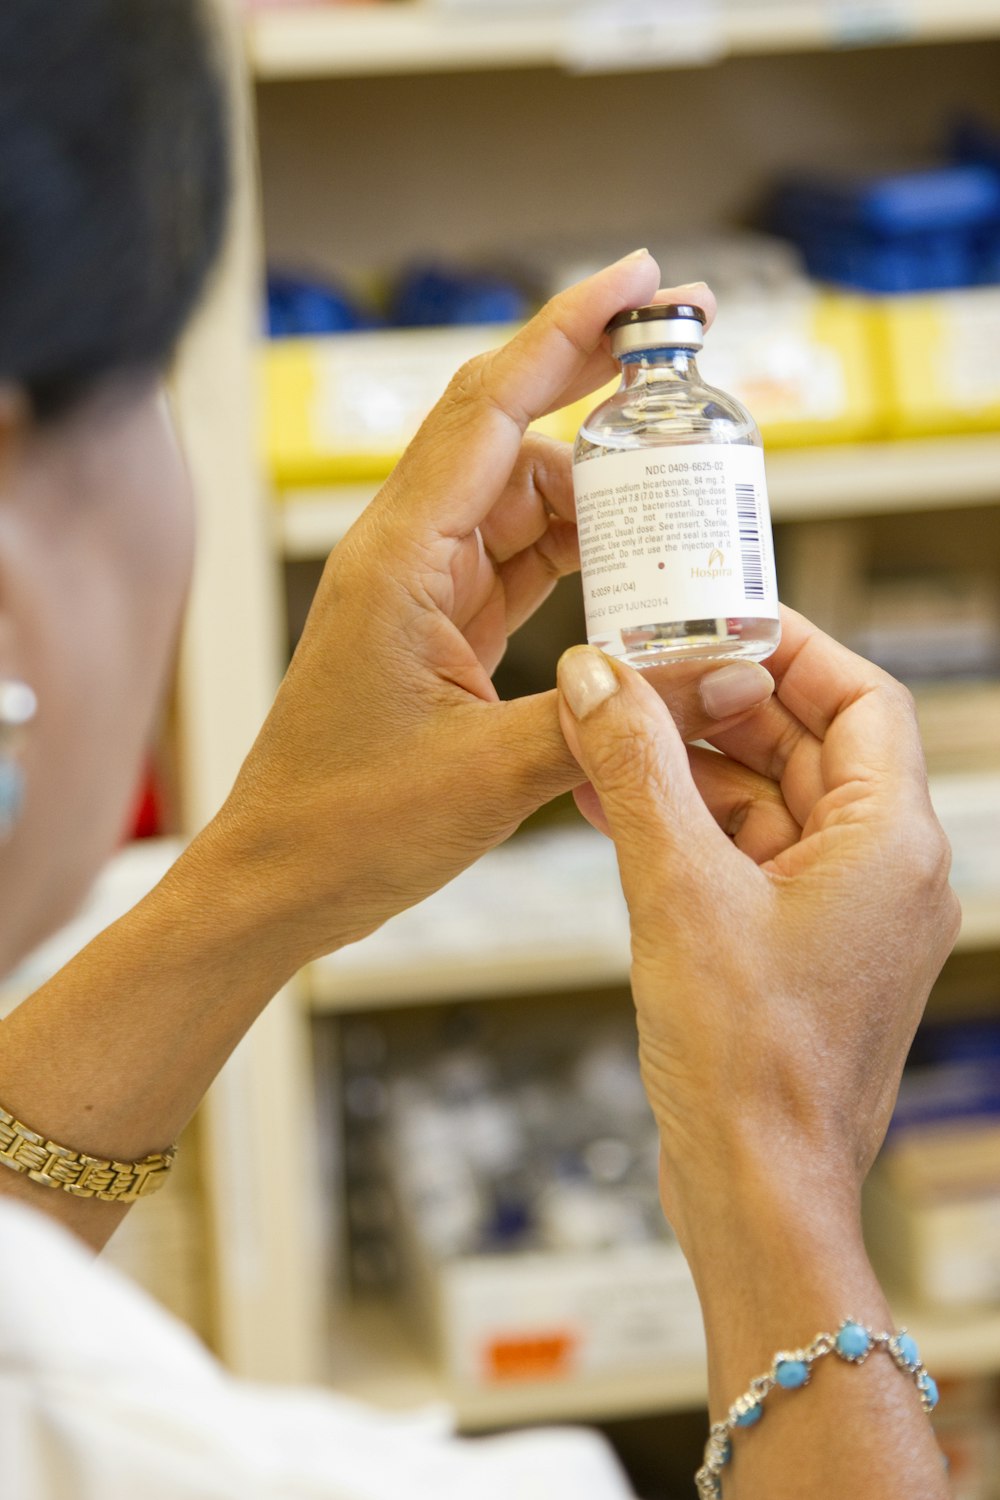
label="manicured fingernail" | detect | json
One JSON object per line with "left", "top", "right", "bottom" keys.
{"left": 559, "top": 646, "right": 620, "bottom": 720}
{"left": 699, "top": 662, "right": 773, "bottom": 719}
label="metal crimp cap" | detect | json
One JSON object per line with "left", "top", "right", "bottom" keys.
{"left": 606, "top": 302, "right": 706, "bottom": 357}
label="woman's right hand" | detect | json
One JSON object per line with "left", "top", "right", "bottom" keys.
{"left": 555, "top": 610, "right": 958, "bottom": 1498}
{"left": 556, "top": 607, "right": 960, "bottom": 1245}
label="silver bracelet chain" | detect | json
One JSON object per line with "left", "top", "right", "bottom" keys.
{"left": 695, "top": 1320, "right": 940, "bottom": 1498}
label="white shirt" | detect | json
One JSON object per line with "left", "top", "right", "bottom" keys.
{"left": 0, "top": 1199, "right": 635, "bottom": 1500}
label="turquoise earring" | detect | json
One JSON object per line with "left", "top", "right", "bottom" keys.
{"left": 0, "top": 680, "right": 37, "bottom": 843}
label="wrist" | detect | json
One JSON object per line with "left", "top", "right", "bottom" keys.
{"left": 673, "top": 1143, "right": 947, "bottom": 1500}
{"left": 662, "top": 1123, "right": 864, "bottom": 1256}
{"left": 660, "top": 1138, "right": 886, "bottom": 1408}
{"left": 189, "top": 794, "right": 358, "bottom": 975}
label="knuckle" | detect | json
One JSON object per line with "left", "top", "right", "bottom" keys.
{"left": 443, "top": 349, "right": 529, "bottom": 431}
{"left": 885, "top": 676, "right": 920, "bottom": 732}
{"left": 585, "top": 729, "right": 639, "bottom": 790}
{"left": 943, "top": 884, "right": 963, "bottom": 946}
{"left": 903, "top": 816, "right": 954, "bottom": 894}
{"left": 894, "top": 679, "right": 918, "bottom": 718}
{"left": 880, "top": 677, "right": 927, "bottom": 755}
{"left": 871, "top": 663, "right": 916, "bottom": 711}
{"left": 540, "top": 301, "right": 590, "bottom": 361}
{"left": 585, "top": 733, "right": 677, "bottom": 841}
{"left": 532, "top": 533, "right": 571, "bottom": 583}
{"left": 658, "top": 687, "right": 701, "bottom": 743}
{"left": 586, "top": 726, "right": 654, "bottom": 793}
{"left": 446, "top": 352, "right": 492, "bottom": 407}
{"left": 765, "top": 717, "right": 805, "bottom": 782}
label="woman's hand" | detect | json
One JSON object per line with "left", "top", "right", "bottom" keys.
{"left": 555, "top": 609, "right": 957, "bottom": 1498}
{"left": 206, "top": 254, "right": 774, "bottom": 965}
{"left": 557, "top": 606, "right": 960, "bottom": 1237}
{"left": 0, "top": 255, "right": 776, "bottom": 1251}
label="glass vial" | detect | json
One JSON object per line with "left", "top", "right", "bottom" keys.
{"left": 573, "top": 303, "right": 780, "bottom": 666}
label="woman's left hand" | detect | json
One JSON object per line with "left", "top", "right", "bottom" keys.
{"left": 0, "top": 255, "right": 770, "bottom": 1248}
{"left": 205, "top": 254, "right": 771, "bottom": 964}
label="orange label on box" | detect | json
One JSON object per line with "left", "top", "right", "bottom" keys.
{"left": 485, "top": 1331, "right": 578, "bottom": 1382}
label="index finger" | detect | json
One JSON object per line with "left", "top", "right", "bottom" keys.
{"left": 378, "top": 255, "right": 716, "bottom": 539}
{"left": 711, "top": 606, "right": 928, "bottom": 811}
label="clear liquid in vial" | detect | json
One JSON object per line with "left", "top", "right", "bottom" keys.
{"left": 574, "top": 306, "right": 780, "bottom": 668}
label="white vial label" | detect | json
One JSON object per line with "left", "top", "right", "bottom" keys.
{"left": 574, "top": 444, "right": 779, "bottom": 645}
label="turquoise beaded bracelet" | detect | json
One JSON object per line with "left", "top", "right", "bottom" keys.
{"left": 695, "top": 1320, "right": 939, "bottom": 1498}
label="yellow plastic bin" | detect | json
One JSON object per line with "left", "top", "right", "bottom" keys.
{"left": 871, "top": 286, "right": 1000, "bottom": 438}
{"left": 262, "top": 324, "right": 517, "bottom": 489}
{"left": 698, "top": 289, "right": 885, "bottom": 448}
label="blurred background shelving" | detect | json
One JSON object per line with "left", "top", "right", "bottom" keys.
{"left": 246, "top": 0, "right": 1000, "bottom": 79}
{"left": 320, "top": 1295, "right": 1000, "bottom": 1427}
{"left": 246, "top": 5, "right": 1000, "bottom": 1485}
{"left": 7, "top": 3, "right": 1000, "bottom": 1494}
{"left": 273, "top": 435, "right": 1000, "bottom": 558}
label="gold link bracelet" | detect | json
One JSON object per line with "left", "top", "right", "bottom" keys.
{"left": 0, "top": 1103, "right": 175, "bottom": 1202}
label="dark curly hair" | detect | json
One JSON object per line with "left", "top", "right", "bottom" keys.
{"left": 0, "top": 0, "right": 229, "bottom": 418}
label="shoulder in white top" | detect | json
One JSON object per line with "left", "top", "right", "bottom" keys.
{"left": 0, "top": 1198, "right": 635, "bottom": 1500}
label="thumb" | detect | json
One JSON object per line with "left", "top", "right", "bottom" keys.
{"left": 479, "top": 656, "right": 774, "bottom": 824}
{"left": 556, "top": 645, "right": 732, "bottom": 909}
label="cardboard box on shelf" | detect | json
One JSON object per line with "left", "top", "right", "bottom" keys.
{"left": 394, "top": 1223, "right": 706, "bottom": 1391}
{"left": 865, "top": 1147, "right": 1000, "bottom": 1309}
{"left": 865, "top": 1033, "right": 1000, "bottom": 1311}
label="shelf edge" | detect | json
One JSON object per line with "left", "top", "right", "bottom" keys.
{"left": 249, "top": 3, "right": 1000, "bottom": 81}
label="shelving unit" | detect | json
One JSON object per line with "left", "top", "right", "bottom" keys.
{"left": 324, "top": 1300, "right": 710, "bottom": 1428}
{"left": 170, "top": 0, "right": 325, "bottom": 1382}
{"left": 301, "top": 811, "right": 1000, "bottom": 1017}
{"left": 274, "top": 434, "right": 1000, "bottom": 558}
{"left": 161, "top": 0, "right": 1000, "bottom": 1438}
{"left": 320, "top": 1296, "right": 1000, "bottom": 1430}
{"left": 248, "top": 0, "right": 1000, "bottom": 80}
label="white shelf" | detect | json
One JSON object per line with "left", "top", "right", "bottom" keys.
{"left": 274, "top": 436, "right": 1000, "bottom": 559}
{"left": 307, "top": 897, "right": 998, "bottom": 1014}
{"left": 306, "top": 813, "right": 1000, "bottom": 1016}
{"left": 248, "top": 1, "right": 1000, "bottom": 81}
{"left": 325, "top": 1300, "right": 709, "bottom": 1429}
{"left": 323, "top": 1295, "right": 1000, "bottom": 1429}
{"left": 275, "top": 483, "right": 377, "bottom": 558}
{"left": 765, "top": 434, "right": 1000, "bottom": 520}
{"left": 307, "top": 825, "right": 631, "bottom": 1012}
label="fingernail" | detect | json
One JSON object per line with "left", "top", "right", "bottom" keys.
{"left": 559, "top": 646, "right": 620, "bottom": 720}
{"left": 674, "top": 280, "right": 709, "bottom": 294}
{"left": 624, "top": 247, "right": 649, "bottom": 260}
{"left": 699, "top": 662, "right": 773, "bottom": 719}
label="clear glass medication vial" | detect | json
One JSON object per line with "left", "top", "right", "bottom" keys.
{"left": 573, "top": 303, "right": 780, "bottom": 666}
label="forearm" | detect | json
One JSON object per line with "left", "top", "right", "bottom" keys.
{"left": 0, "top": 821, "right": 304, "bottom": 1248}
{"left": 670, "top": 1149, "right": 947, "bottom": 1500}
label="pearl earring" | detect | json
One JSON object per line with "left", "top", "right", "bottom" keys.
{"left": 0, "top": 680, "right": 37, "bottom": 843}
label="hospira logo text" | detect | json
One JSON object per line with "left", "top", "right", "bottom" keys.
{"left": 691, "top": 547, "right": 732, "bottom": 579}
